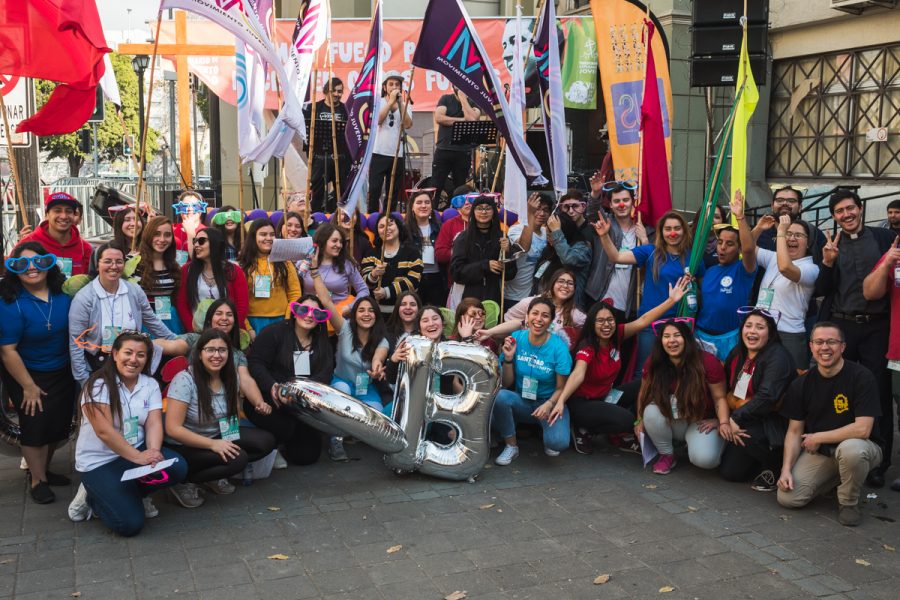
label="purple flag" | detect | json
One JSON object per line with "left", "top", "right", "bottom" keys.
{"left": 412, "top": 0, "right": 546, "bottom": 185}
{"left": 533, "top": 0, "right": 568, "bottom": 193}
{"left": 340, "top": 1, "right": 384, "bottom": 214}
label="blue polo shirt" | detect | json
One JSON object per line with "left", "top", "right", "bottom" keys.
{"left": 697, "top": 260, "right": 757, "bottom": 334}
{"left": 632, "top": 245, "right": 705, "bottom": 318}
{"left": 0, "top": 290, "right": 71, "bottom": 371}
{"left": 509, "top": 329, "right": 572, "bottom": 401}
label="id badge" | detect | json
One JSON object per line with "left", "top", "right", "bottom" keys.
{"left": 218, "top": 416, "right": 240, "bottom": 442}
{"left": 422, "top": 245, "right": 435, "bottom": 265}
{"left": 615, "top": 246, "right": 630, "bottom": 269}
{"left": 522, "top": 376, "right": 539, "bottom": 400}
{"left": 292, "top": 351, "right": 311, "bottom": 377}
{"left": 888, "top": 360, "right": 900, "bottom": 372}
{"left": 610, "top": 348, "right": 621, "bottom": 362}
{"left": 533, "top": 261, "right": 551, "bottom": 280}
{"left": 355, "top": 373, "right": 370, "bottom": 396}
{"left": 154, "top": 296, "right": 172, "bottom": 320}
{"left": 175, "top": 250, "right": 189, "bottom": 266}
{"left": 604, "top": 389, "right": 624, "bottom": 405}
{"left": 254, "top": 275, "right": 272, "bottom": 298}
{"left": 757, "top": 287, "right": 775, "bottom": 309}
{"left": 669, "top": 394, "right": 679, "bottom": 420}
{"left": 733, "top": 371, "right": 752, "bottom": 400}
{"left": 58, "top": 257, "right": 73, "bottom": 279}
{"left": 102, "top": 325, "right": 121, "bottom": 346}
{"left": 123, "top": 416, "right": 140, "bottom": 445}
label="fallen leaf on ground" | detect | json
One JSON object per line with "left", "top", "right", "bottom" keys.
{"left": 643, "top": 484, "right": 657, "bottom": 490}
{"left": 70, "top": 594, "right": 81, "bottom": 598}
{"left": 267, "top": 506, "right": 281, "bottom": 512}
{"left": 883, "top": 544, "right": 895, "bottom": 552}
{"left": 497, "top": 509, "right": 503, "bottom": 513}
{"left": 0, "top": 559, "right": 12, "bottom": 565}
{"left": 778, "top": 514, "right": 790, "bottom": 521}
{"left": 687, "top": 506, "right": 699, "bottom": 512}
{"left": 386, "top": 545, "right": 403, "bottom": 554}
{"left": 479, "top": 503, "right": 496, "bottom": 509}
{"left": 855, "top": 559, "right": 871, "bottom": 566}
{"left": 444, "top": 592, "right": 467, "bottom": 600}
{"left": 593, "top": 574, "right": 611, "bottom": 585}
{"left": 659, "top": 586, "right": 675, "bottom": 593}
{"left": 267, "top": 554, "right": 290, "bottom": 560}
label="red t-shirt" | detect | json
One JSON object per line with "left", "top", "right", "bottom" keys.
{"left": 574, "top": 325, "right": 625, "bottom": 398}
{"left": 643, "top": 350, "right": 726, "bottom": 417}
{"left": 872, "top": 255, "right": 900, "bottom": 360}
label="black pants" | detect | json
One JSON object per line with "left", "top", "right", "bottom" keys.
{"left": 242, "top": 399, "right": 323, "bottom": 465}
{"left": 568, "top": 379, "right": 640, "bottom": 434}
{"left": 165, "top": 426, "right": 275, "bottom": 484}
{"left": 431, "top": 148, "right": 471, "bottom": 202}
{"left": 837, "top": 316, "right": 893, "bottom": 472}
{"left": 719, "top": 420, "right": 783, "bottom": 482}
{"left": 367, "top": 153, "right": 404, "bottom": 214}
{"left": 418, "top": 270, "right": 448, "bottom": 307}
{"left": 310, "top": 154, "right": 350, "bottom": 213}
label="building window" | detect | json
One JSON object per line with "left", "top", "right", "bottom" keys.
{"left": 767, "top": 43, "right": 900, "bottom": 180}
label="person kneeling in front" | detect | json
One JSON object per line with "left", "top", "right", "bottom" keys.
{"left": 68, "top": 332, "right": 187, "bottom": 536}
{"left": 777, "top": 322, "right": 883, "bottom": 527}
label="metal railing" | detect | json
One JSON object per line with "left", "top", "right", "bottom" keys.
{"left": 744, "top": 186, "right": 900, "bottom": 231}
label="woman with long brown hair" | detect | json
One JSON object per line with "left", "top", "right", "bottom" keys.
{"left": 132, "top": 216, "right": 183, "bottom": 333}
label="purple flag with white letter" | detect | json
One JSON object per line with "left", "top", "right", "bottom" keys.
{"left": 534, "top": 0, "right": 568, "bottom": 194}
{"left": 412, "top": 0, "right": 546, "bottom": 185}
{"left": 339, "top": 1, "right": 384, "bottom": 214}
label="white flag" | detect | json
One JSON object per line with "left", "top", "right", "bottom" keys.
{"left": 100, "top": 54, "right": 121, "bottom": 106}
{"left": 504, "top": 6, "right": 528, "bottom": 217}
{"left": 235, "top": 42, "right": 266, "bottom": 156}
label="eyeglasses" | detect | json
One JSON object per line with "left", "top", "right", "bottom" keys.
{"left": 559, "top": 202, "right": 585, "bottom": 213}
{"left": 594, "top": 317, "right": 615, "bottom": 325}
{"left": 737, "top": 306, "right": 782, "bottom": 323}
{"left": 533, "top": 206, "right": 551, "bottom": 214}
{"left": 600, "top": 180, "right": 639, "bottom": 192}
{"left": 773, "top": 197, "right": 800, "bottom": 205}
{"left": 173, "top": 200, "right": 208, "bottom": 215}
{"left": 388, "top": 111, "right": 395, "bottom": 127}
{"left": 811, "top": 338, "right": 843, "bottom": 347}
{"left": 651, "top": 317, "right": 695, "bottom": 335}
{"left": 98, "top": 259, "right": 125, "bottom": 267}
{"left": 473, "top": 205, "right": 494, "bottom": 213}
{"left": 212, "top": 210, "right": 243, "bottom": 225}
{"left": 192, "top": 237, "right": 209, "bottom": 246}
{"left": 290, "top": 302, "right": 331, "bottom": 323}
{"left": 783, "top": 231, "right": 807, "bottom": 239}
{"left": 5, "top": 254, "right": 58, "bottom": 273}
{"left": 201, "top": 346, "right": 229, "bottom": 356}
{"left": 555, "top": 279, "right": 575, "bottom": 288}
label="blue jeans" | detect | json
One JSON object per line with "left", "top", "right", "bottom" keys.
{"left": 331, "top": 376, "right": 385, "bottom": 413}
{"left": 631, "top": 327, "right": 656, "bottom": 382}
{"left": 80, "top": 446, "right": 187, "bottom": 537}
{"left": 248, "top": 316, "right": 285, "bottom": 335}
{"left": 492, "top": 389, "right": 570, "bottom": 452}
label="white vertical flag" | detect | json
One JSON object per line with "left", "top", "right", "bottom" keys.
{"left": 504, "top": 5, "right": 528, "bottom": 217}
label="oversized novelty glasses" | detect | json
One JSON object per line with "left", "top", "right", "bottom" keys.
{"left": 601, "top": 180, "right": 639, "bottom": 192}
{"left": 290, "top": 303, "right": 331, "bottom": 323}
{"left": 173, "top": 200, "right": 208, "bottom": 215}
{"left": 406, "top": 187, "right": 436, "bottom": 199}
{"left": 651, "top": 316, "right": 695, "bottom": 336}
{"left": 211, "top": 210, "right": 243, "bottom": 225}
{"left": 737, "top": 306, "right": 782, "bottom": 323}
{"left": 107, "top": 203, "right": 150, "bottom": 217}
{"left": 5, "top": 254, "right": 58, "bottom": 273}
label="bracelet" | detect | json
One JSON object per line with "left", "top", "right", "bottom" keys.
{"left": 735, "top": 216, "right": 745, "bottom": 221}
{"left": 633, "top": 418, "right": 642, "bottom": 426}
{"left": 311, "top": 272, "right": 321, "bottom": 279}
{"left": 719, "top": 421, "right": 729, "bottom": 426}
{"left": 776, "top": 234, "right": 786, "bottom": 238}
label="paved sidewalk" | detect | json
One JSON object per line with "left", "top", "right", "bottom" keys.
{"left": 1, "top": 438, "right": 898, "bottom": 600}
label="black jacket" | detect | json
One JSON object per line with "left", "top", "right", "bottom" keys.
{"left": 450, "top": 227, "right": 517, "bottom": 304}
{"left": 246, "top": 320, "right": 333, "bottom": 402}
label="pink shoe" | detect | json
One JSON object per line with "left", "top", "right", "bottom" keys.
{"left": 653, "top": 453, "right": 677, "bottom": 475}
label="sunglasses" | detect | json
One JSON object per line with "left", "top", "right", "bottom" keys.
{"left": 449, "top": 194, "right": 474, "bottom": 209}
{"left": 737, "top": 306, "right": 782, "bottom": 323}
{"left": 290, "top": 303, "right": 331, "bottom": 323}
{"left": 5, "top": 254, "right": 58, "bottom": 273}
{"left": 192, "top": 237, "right": 209, "bottom": 246}
{"left": 73, "top": 327, "right": 151, "bottom": 354}
{"left": 601, "top": 180, "right": 639, "bottom": 192}
{"left": 173, "top": 200, "right": 208, "bottom": 215}
{"left": 107, "top": 204, "right": 149, "bottom": 218}
{"left": 651, "top": 317, "right": 695, "bottom": 336}
{"left": 212, "top": 210, "right": 243, "bottom": 225}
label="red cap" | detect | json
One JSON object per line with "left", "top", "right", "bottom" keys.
{"left": 44, "top": 191, "right": 82, "bottom": 211}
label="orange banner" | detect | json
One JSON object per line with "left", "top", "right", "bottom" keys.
{"left": 157, "top": 16, "right": 590, "bottom": 112}
{"left": 590, "top": 0, "right": 673, "bottom": 182}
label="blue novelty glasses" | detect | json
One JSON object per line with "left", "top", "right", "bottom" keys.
{"left": 5, "top": 254, "right": 58, "bottom": 274}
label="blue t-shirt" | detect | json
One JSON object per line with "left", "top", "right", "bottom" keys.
{"left": 509, "top": 329, "right": 572, "bottom": 401}
{"left": 0, "top": 290, "right": 72, "bottom": 371}
{"left": 697, "top": 260, "right": 757, "bottom": 334}
{"left": 631, "top": 245, "right": 705, "bottom": 318}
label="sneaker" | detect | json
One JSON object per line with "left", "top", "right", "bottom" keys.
{"left": 203, "top": 478, "right": 236, "bottom": 495}
{"left": 68, "top": 484, "right": 92, "bottom": 522}
{"left": 573, "top": 429, "right": 593, "bottom": 455}
{"left": 329, "top": 436, "right": 349, "bottom": 462}
{"left": 751, "top": 470, "right": 777, "bottom": 492}
{"left": 19, "top": 457, "right": 27, "bottom": 470}
{"left": 544, "top": 447, "right": 561, "bottom": 457}
{"left": 273, "top": 451, "right": 288, "bottom": 470}
{"left": 45, "top": 471, "right": 72, "bottom": 486}
{"left": 169, "top": 483, "right": 205, "bottom": 509}
{"left": 652, "top": 453, "right": 677, "bottom": 475}
{"left": 143, "top": 497, "right": 159, "bottom": 519}
{"left": 612, "top": 433, "right": 641, "bottom": 455}
{"left": 30, "top": 480, "right": 55, "bottom": 504}
{"left": 838, "top": 504, "right": 861, "bottom": 527}
{"left": 495, "top": 444, "right": 520, "bottom": 466}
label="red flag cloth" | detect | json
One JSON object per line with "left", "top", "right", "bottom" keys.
{"left": 638, "top": 20, "right": 672, "bottom": 226}
{"left": 0, "top": 0, "right": 110, "bottom": 135}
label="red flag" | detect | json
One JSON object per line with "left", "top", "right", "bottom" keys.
{"left": 638, "top": 20, "right": 672, "bottom": 226}
{"left": 0, "top": 0, "right": 110, "bottom": 135}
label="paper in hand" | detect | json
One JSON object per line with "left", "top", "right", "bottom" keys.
{"left": 120, "top": 458, "right": 179, "bottom": 482}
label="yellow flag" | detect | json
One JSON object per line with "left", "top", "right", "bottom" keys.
{"left": 729, "top": 26, "right": 759, "bottom": 226}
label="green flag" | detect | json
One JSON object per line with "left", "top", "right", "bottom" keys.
{"left": 561, "top": 19, "right": 598, "bottom": 110}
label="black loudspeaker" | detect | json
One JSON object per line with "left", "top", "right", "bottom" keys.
{"left": 690, "top": 55, "right": 768, "bottom": 87}
{"left": 692, "top": 24, "right": 768, "bottom": 56}
{"left": 91, "top": 185, "right": 136, "bottom": 226}
{"left": 692, "top": 0, "right": 769, "bottom": 26}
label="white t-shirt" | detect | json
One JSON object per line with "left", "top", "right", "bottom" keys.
{"left": 196, "top": 273, "right": 221, "bottom": 302}
{"left": 756, "top": 248, "right": 819, "bottom": 334}
{"left": 506, "top": 223, "right": 547, "bottom": 302}
{"left": 604, "top": 227, "right": 637, "bottom": 311}
{"left": 372, "top": 103, "right": 413, "bottom": 157}
{"left": 75, "top": 374, "right": 162, "bottom": 472}
{"left": 419, "top": 224, "right": 439, "bottom": 273}
{"left": 92, "top": 278, "right": 137, "bottom": 346}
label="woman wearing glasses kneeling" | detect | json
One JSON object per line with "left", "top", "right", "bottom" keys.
{"left": 0, "top": 243, "right": 76, "bottom": 504}
{"left": 68, "top": 331, "right": 187, "bottom": 536}
{"left": 163, "top": 329, "right": 276, "bottom": 507}
{"left": 635, "top": 318, "right": 737, "bottom": 475}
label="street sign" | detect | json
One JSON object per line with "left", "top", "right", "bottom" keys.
{"left": 0, "top": 75, "right": 34, "bottom": 147}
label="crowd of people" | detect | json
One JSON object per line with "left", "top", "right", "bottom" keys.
{"left": 1, "top": 182, "right": 898, "bottom": 538}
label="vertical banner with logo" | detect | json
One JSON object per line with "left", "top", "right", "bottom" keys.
{"left": 561, "top": 19, "right": 598, "bottom": 110}
{"left": 534, "top": 0, "right": 568, "bottom": 194}
{"left": 590, "top": 0, "right": 673, "bottom": 185}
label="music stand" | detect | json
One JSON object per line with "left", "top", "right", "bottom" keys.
{"left": 311, "top": 119, "right": 347, "bottom": 156}
{"left": 450, "top": 121, "right": 498, "bottom": 146}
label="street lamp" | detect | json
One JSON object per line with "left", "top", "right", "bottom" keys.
{"left": 131, "top": 54, "right": 150, "bottom": 162}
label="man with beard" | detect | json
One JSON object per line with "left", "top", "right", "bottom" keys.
{"left": 880, "top": 199, "right": 900, "bottom": 235}
{"left": 815, "top": 189, "right": 896, "bottom": 488}
{"left": 756, "top": 186, "right": 825, "bottom": 264}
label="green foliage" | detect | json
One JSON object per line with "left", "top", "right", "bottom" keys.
{"left": 36, "top": 52, "right": 160, "bottom": 176}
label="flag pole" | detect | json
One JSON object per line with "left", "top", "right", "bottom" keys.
{"left": 0, "top": 93, "right": 29, "bottom": 229}
{"left": 385, "top": 65, "right": 415, "bottom": 221}
{"left": 633, "top": 3, "right": 651, "bottom": 218}
{"left": 326, "top": 43, "right": 342, "bottom": 201}
{"left": 305, "top": 51, "right": 319, "bottom": 228}
{"left": 133, "top": 8, "right": 164, "bottom": 255}
{"left": 491, "top": 140, "right": 506, "bottom": 193}
{"left": 237, "top": 153, "right": 245, "bottom": 217}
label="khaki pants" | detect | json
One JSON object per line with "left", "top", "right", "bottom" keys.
{"left": 777, "top": 438, "right": 882, "bottom": 508}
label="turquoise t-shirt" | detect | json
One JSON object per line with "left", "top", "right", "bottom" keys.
{"left": 509, "top": 329, "right": 572, "bottom": 401}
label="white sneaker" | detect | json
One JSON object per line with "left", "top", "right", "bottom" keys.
{"left": 169, "top": 483, "right": 205, "bottom": 508}
{"left": 68, "top": 483, "right": 92, "bottom": 522}
{"left": 273, "top": 451, "right": 288, "bottom": 470}
{"left": 544, "top": 447, "right": 560, "bottom": 457}
{"left": 19, "top": 457, "right": 28, "bottom": 470}
{"left": 495, "top": 445, "right": 520, "bottom": 466}
{"left": 143, "top": 496, "right": 159, "bottom": 518}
